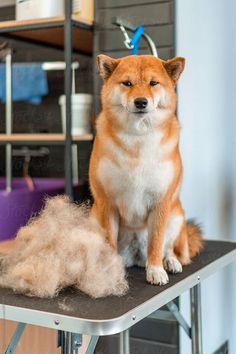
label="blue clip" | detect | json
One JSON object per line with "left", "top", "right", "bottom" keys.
{"left": 130, "top": 25, "right": 144, "bottom": 54}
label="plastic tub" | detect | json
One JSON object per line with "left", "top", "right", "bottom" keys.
{"left": 16, "top": 0, "right": 83, "bottom": 20}
{"left": 0, "top": 178, "right": 89, "bottom": 241}
{"left": 59, "top": 94, "right": 93, "bottom": 135}
{"left": 16, "top": 0, "right": 64, "bottom": 20}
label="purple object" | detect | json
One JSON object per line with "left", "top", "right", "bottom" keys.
{"left": 0, "top": 178, "right": 88, "bottom": 241}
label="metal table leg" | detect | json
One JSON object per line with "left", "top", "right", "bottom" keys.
{"left": 5, "top": 322, "right": 26, "bottom": 354}
{"left": 86, "top": 336, "right": 99, "bottom": 354}
{"left": 190, "top": 283, "right": 203, "bottom": 354}
{"left": 119, "top": 329, "right": 130, "bottom": 354}
{"left": 167, "top": 300, "right": 191, "bottom": 338}
{"left": 59, "top": 331, "right": 82, "bottom": 354}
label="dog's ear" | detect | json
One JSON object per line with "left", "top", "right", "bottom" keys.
{"left": 97, "top": 54, "right": 119, "bottom": 80}
{"left": 163, "top": 57, "right": 185, "bottom": 83}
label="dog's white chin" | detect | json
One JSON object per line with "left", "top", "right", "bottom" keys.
{"left": 134, "top": 115, "right": 153, "bottom": 134}
{"left": 111, "top": 105, "right": 171, "bottom": 135}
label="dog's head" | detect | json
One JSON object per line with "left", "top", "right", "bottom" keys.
{"left": 97, "top": 54, "right": 185, "bottom": 134}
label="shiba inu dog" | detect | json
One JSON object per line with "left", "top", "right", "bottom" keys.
{"left": 0, "top": 55, "right": 203, "bottom": 298}
{"left": 90, "top": 54, "right": 203, "bottom": 285}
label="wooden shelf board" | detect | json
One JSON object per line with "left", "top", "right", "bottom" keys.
{"left": 0, "top": 16, "right": 93, "bottom": 54}
{"left": 0, "top": 133, "right": 93, "bottom": 143}
{"left": 0, "top": 16, "right": 93, "bottom": 32}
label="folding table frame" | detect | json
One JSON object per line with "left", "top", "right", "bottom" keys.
{"left": 1, "top": 240, "right": 236, "bottom": 354}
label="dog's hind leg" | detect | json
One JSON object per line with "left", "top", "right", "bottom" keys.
{"left": 134, "top": 229, "right": 148, "bottom": 268}
{"left": 118, "top": 228, "right": 148, "bottom": 268}
{"left": 118, "top": 227, "right": 136, "bottom": 267}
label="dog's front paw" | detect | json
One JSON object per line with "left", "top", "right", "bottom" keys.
{"left": 164, "top": 256, "right": 182, "bottom": 274}
{"left": 146, "top": 265, "right": 169, "bottom": 285}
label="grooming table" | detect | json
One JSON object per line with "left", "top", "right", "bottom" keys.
{"left": 1, "top": 240, "right": 236, "bottom": 354}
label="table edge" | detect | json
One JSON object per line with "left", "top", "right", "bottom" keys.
{"left": 0, "top": 241, "right": 235, "bottom": 336}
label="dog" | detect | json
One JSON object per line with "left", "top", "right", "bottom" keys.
{"left": 89, "top": 54, "right": 203, "bottom": 285}
{"left": 0, "top": 54, "right": 203, "bottom": 299}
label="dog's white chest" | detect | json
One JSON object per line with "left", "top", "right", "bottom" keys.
{"left": 98, "top": 133, "right": 173, "bottom": 226}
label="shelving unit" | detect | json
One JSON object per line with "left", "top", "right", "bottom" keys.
{"left": 0, "top": 16, "right": 93, "bottom": 54}
{"left": 0, "top": 1, "right": 94, "bottom": 197}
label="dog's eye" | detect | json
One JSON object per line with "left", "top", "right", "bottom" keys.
{"left": 150, "top": 80, "right": 159, "bottom": 86}
{"left": 122, "top": 80, "right": 132, "bottom": 87}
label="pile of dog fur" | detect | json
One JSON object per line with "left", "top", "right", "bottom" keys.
{"left": 0, "top": 196, "right": 128, "bottom": 298}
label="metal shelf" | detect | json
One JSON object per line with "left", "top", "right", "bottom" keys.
{"left": 0, "top": 1, "right": 93, "bottom": 196}
{"left": 0, "top": 16, "right": 93, "bottom": 54}
{"left": 0, "top": 133, "right": 93, "bottom": 145}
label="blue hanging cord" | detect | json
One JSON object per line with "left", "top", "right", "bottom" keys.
{"left": 130, "top": 25, "right": 144, "bottom": 54}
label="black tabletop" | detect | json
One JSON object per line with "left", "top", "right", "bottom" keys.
{"left": 0, "top": 240, "right": 235, "bottom": 324}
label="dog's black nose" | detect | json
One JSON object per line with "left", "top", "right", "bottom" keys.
{"left": 134, "top": 97, "right": 148, "bottom": 110}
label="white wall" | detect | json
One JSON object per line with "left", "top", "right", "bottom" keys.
{"left": 176, "top": 0, "right": 236, "bottom": 353}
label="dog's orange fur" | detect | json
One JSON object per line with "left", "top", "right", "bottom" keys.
{"left": 0, "top": 55, "right": 203, "bottom": 297}
{"left": 89, "top": 54, "right": 203, "bottom": 285}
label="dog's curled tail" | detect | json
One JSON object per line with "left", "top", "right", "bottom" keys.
{"left": 187, "top": 220, "right": 204, "bottom": 258}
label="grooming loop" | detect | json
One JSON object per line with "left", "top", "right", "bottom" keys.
{"left": 119, "top": 25, "right": 134, "bottom": 50}
{"left": 112, "top": 16, "right": 158, "bottom": 57}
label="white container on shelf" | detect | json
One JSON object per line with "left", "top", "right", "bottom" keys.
{"left": 16, "top": 0, "right": 64, "bottom": 20}
{"left": 15, "top": 0, "right": 83, "bottom": 21}
{"left": 59, "top": 94, "right": 93, "bottom": 135}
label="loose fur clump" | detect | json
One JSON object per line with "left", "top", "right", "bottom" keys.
{"left": 0, "top": 196, "right": 128, "bottom": 298}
